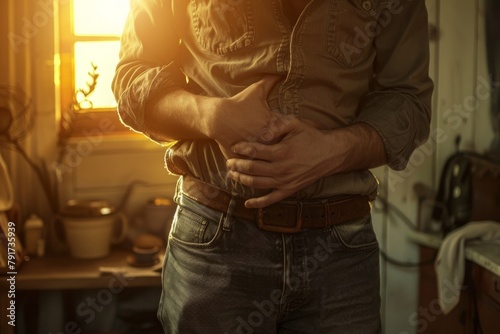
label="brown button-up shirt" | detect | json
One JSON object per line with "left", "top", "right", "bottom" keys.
{"left": 113, "top": 0, "right": 433, "bottom": 200}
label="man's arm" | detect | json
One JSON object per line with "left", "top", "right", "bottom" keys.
{"left": 143, "top": 77, "right": 282, "bottom": 156}
{"left": 354, "top": 0, "right": 433, "bottom": 170}
{"left": 112, "top": 0, "right": 187, "bottom": 141}
{"left": 113, "top": 1, "right": 281, "bottom": 154}
{"left": 226, "top": 0, "right": 433, "bottom": 208}
{"left": 226, "top": 118, "right": 387, "bottom": 208}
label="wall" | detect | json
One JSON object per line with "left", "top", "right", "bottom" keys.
{"left": 372, "top": 0, "right": 495, "bottom": 333}
{"left": 0, "top": 0, "right": 495, "bottom": 333}
{"left": 0, "top": 0, "right": 42, "bottom": 223}
{"left": 0, "top": 0, "right": 179, "bottom": 252}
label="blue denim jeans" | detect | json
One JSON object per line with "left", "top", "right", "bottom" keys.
{"left": 157, "top": 192, "right": 381, "bottom": 334}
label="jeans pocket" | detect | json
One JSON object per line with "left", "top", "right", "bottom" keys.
{"left": 331, "top": 214, "right": 379, "bottom": 250}
{"left": 190, "top": 0, "right": 255, "bottom": 55}
{"left": 326, "top": 0, "right": 393, "bottom": 68}
{"left": 169, "top": 205, "right": 222, "bottom": 247}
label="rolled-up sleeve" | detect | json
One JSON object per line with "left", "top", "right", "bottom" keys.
{"left": 354, "top": 0, "right": 433, "bottom": 170}
{"left": 112, "top": 0, "right": 186, "bottom": 138}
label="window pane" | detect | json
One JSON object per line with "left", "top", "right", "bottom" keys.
{"left": 73, "top": 0, "right": 130, "bottom": 36}
{"left": 74, "top": 42, "right": 120, "bottom": 109}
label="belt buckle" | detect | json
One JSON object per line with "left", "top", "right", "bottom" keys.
{"left": 256, "top": 202, "right": 304, "bottom": 233}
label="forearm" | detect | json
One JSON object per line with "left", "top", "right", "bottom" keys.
{"left": 143, "top": 89, "right": 219, "bottom": 143}
{"left": 227, "top": 117, "right": 388, "bottom": 208}
{"left": 142, "top": 76, "right": 281, "bottom": 149}
{"left": 324, "top": 122, "right": 388, "bottom": 175}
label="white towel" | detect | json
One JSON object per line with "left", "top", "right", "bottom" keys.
{"left": 434, "top": 221, "right": 500, "bottom": 314}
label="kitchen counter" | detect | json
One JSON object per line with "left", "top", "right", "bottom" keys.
{"left": 0, "top": 248, "right": 163, "bottom": 334}
{"left": 406, "top": 228, "right": 500, "bottom": 277}
{"left": 411, "top": 226, "right": 500, "bottom": 333}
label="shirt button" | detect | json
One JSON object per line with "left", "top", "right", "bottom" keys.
{"left": 361, "top": 0, "right": 373, "bottom": 11}
{"left": 284, "top": 91, "right": 292, "bottom": 101}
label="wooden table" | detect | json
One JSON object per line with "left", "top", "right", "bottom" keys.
{"left": 0, "top": 249, "right": 162, "bottom": 334}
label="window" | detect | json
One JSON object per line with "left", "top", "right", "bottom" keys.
{"left": 58, "top": 0, "right": 133, "bottom": 138}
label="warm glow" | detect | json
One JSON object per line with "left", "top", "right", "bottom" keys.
{"left": 73, "top": 0, "right": 130, "bottom": 36}
{"left": 72, "top": 0, "right": 130, "bottom": 109}
{"left": 74, "top": 42, "right": 121, "bottom": 109}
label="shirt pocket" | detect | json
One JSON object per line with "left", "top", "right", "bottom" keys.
{"left": 190, "top": 0, "right": 255, "bottom": 55}
{"left": 326, "top": 0, "right": 392, "bottom": 68}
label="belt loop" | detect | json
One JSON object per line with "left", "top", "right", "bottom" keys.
{"left": 174, "top": 176, "right": 183, "bottom": 204}
{"left": 297, "top": 201, "right": 304, "bottom": 226}
{"left": 222, "top": 195, "right": 237, "bottom": 231}
{"left": 324, "top": 202, "right": 332, "bottom": 227}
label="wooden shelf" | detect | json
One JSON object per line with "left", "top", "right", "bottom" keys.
{"left": 0, "top": 249, "right": 162, "bottom": 291}
{"left": 417, "top": 245, "right": 500, "bottom": 333}
{"left": 0, "top": 248, "right": 162, "bottom": 334}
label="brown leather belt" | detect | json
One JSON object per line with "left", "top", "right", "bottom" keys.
{"left": 180, "top": 176, "right": 371, "bottom": 233}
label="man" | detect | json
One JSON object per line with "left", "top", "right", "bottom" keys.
{"left": 113, "top": 0, "right": 433, "bottom": 333}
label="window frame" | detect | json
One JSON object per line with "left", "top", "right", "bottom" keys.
{"left": 57, "top": 0, "right": 134, "bottom": 139}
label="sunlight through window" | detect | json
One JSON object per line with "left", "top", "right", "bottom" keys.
{"left": 73, "top": 0, "right": 130, "bottom": 36}
{"left": 71, "top": 0, "right": 130, "bottom": 109}
{"left": 74, "top": 42, "right": 122, "bottom": 109}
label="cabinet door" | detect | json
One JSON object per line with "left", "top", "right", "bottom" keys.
{"left": 473, "top": 264, "right": 500, "bottom": 334}
{"left": 418, "top": 246, "right": 475, "bottom": 333}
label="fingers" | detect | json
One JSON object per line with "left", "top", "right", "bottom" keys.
{"left": 226, "top": 151, "right": 283, "bottom": 189}
{"left": 257, "top": 116, "right": 290, "bottom": 144}
{"left": 244, "top": 189, "right": 295, "bottom": 209}
{"left": 226, "top": 157, "right": 275, "bottom": 177}
{"left": 226, "top": 156, "right": 293, "bottom": 189}
{"left": 234, "top": 116, "right": 297, "bottom": 149}
{"left": 218, "top": 144, "right": 239, "bottom": 160}
{"left": 227, "top": 170, "right": 278, "bottom": 189}
{"left": 230, "top": 141, "right": 284, "bottom": 161}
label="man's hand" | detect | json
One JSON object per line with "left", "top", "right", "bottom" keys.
{"left": 226, "top": 121, "right": 388, "bottom": 208}
{"left": 143, "top": 75, "right": 282, "bottom": 156}
{"left": 226, "top": 117, "right": 337, "bottom": 208}
{"left": 206, "top": 76, "right": 282, "bottom": 158}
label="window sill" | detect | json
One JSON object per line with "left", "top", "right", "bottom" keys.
{"left": 64, "top": 131, "right": 165, "bottom": 153}
{"left": 61, "top": 111, "right": 164, "bottom": 153}
{"left": 61, "top": 109, "right": 131, "bottom": 138}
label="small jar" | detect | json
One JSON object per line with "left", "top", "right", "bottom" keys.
{"left": 24, "top": 214, "right": 44, "bottom": 256}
